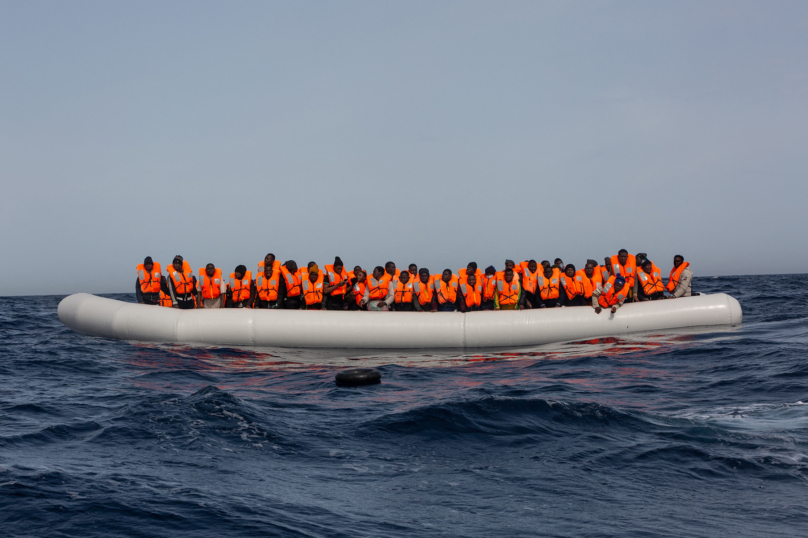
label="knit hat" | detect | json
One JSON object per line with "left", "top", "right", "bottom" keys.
{"left": 309, "top": 264, "right": 319, "bottom": 274}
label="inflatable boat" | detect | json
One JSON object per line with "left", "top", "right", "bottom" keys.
{"left": 57, "top": 293, "right": 742, "bottom": 350}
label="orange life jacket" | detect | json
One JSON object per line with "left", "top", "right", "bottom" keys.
{"left": 159, "top": 290, "right": 173, "bottom": 307}
{"left": 256, "top": 269, "right": 280, "bottom": 302}
{"left": 537, "top": 274, "right": 560, "bottom": 300}
{"left": 229, "top": 271, "right": 252, "bottom": 303}
{"left": 458, "top": 268, "right": 482, "bottom": 284}
{"left": 367, "top": 276, "right": 388, "bottom": 301}
{"left": 394, "top": 280, "right": 414, "bottom": 304}
{"left": 560, "top": 273, "right": 584, "bottom": 300}
{"left": 610, "top": 255, "right": 636, "bottom": 287}
{"left": 600, "top": 265, "right": 612, "bottom": 282}
{"left": 281, "top": 266, "right": 302, "bottom": 297}
{"left": 638, "top": 264, "right": 664, "bottom": 295}
{"left": 257, "top": 259, "right": 282, "bottom": 278}
{"left": 577, "top": 269, "right": 602, "bottom": 298}
{"left": 481, "top": 274, "right": 497, "bottom": 301}
{"left": 137, "top": 262, "right": 162, "bottom": 294}
{"left": 460, "top": 279, "right": 482, "bottom": 308}
{"left": 433, "top": 275, "right": 459, "bottom": 304}
{"left": 302, "top": 273, "right": 324, "bottom": 306}
{"left": 167, "top": 260, "right": 195, "bottom": 295}
{"left": 198, "top": 268, "right": 222, "bottom": 299}
{"left": 353, "top": 281, "right": 367, "bottom": 306}
{"left": 379, "top": 273, "right": 396, "bottom": 293}
{"left": 599, "top": 276, "right": 629, "bottom": 308}
{"left": 413, "top": 277, "right": 435, "bottom": 306}
{"left": 325, "top": 264, "right": 350, "bottom": 296}
{"left": 666, "top": 262, "right": 690, "bottom": 293}
{"left": 496, "top": 276, "right": 521, "bottom": 305}
{"left": 520, "top": 265, "right": 540, "bottom": 293}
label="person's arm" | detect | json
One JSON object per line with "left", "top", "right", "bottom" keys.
{"left": 591, "top": 287, "right": 602, "bottom": 312}
{"left": 413, "top": 293, "right": 423, "bottom": 311}
{"left": 136, "top": 278, "right": 144, "bottom": 303}
{"left": 165, "top": 277, "right": 178, "bottom": 308}
{"left": 247, "top": 281, "right": 256, "bottom": 308}
{"left": 517, "top": 288, "right": 526, "bottom": 310}
{"left": 160, "top": 276, "right": 170, "bottom": 296}
{"left": 672, "top": 267, "right": 692, "bottom": 298}
{"left": 611, "top": 294, "right": 626, "bottom": 312}
{"left": 277, "top": 275, "right": 287, "bottom": 303}
{"left": 383, "top": 282, "right": 395, "bottom": 306}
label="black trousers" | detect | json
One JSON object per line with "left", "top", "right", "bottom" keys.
{"left": 523, "top": 291, "right": 538, "bottom": 308}
{"left": 639, "top": 291, "right": 664, "bottom": 301}
{"left": 282, "top": 297, "right": 302, "bottom": 309}
{"left": 175, "top": 298, "right": 196, "bottom": 310}
{"left": 480, "top": 299, "right": 496, "bottom": 311}
{"left": 392, "top": 302, "right": 415, "bottom": 312}
{"left": 141, "top": 292, "right": 160, "bottom": 306}
{"left": 437, "top": 302, "right": 456, "bottom": 312}
{"left": 562, "top": 295, "right": 586, "bottom": 307}
{"left": 326, "top": 295, "right": 347, "bottom": 310}
{"left": 538, "top": 298, "right": 561, "bottom": 308}
{"left": 255, "top": 299, "right": 278, "bottom": 309}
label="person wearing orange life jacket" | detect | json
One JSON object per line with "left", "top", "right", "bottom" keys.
{"left": 610, "top": 250, "right": 637, "bottom": 294}
{"left": 279, "top": 260, "right": 304, "bottom": 309}
{"left": 197, "top": 263, "right": 224, "bottom": 308}
{"left": 362, "top": 266, "right": 392, "bottom": 311}
{"left": 496, "top": 267, "right": 523, "bottom": 310}
{"left": 391, "top": 270, "right": 415, "bottom": 312}
{"left": 459, "top": 262, "right": 482, "bottom": 282}
{"left": 593, "top": 275, "right": 630, "bottom": 314}
{"left": 257, "top": 253, "right": 282, "bottom": 282}
{"left": 554, "top": 258, "right": 565, "bottom": 272}
{"left": 413, "top": 268, "right": 436, "bottom": 312}
{"left": 519, "top": 260, "right": 540, "bottom": 309}
{"left": 224, "top": 265, "right": 254, "bottom": 308}
{"left": 666, "top": 255, "right": 693, "bottom": 298}
{"left": 407, "top": 264, "right": 419, "bottom": 284}
{"left": 480, "top": 266, "right": 498, "bottom": 311}
{"left": 301, "top": 265, "right": 325, "bottom": 310}
{"left": 255, "top": 260, "right": 281, "bottom": 309}
{"left": 383, "top": 261, "right": 400, "bottom": 283}
{"left": 601, "top": 257, "right": 614, "bottom": 282}
{"left": 536, "top": 265, "right": 562, "bottom": 308}
{"left": 577, "top": 262, "right": 603, "bottom": 301}
{"left": 351, "top": 269, "right": 370, "bottom": 310}
{"left": 136, "top": 256, "right": 169, "bottom": 305}
{"left": 432, "top": 269, "right": 459, "bottom": 312}
{"left": 322, "top": 257, "right": 350, "bottom": 310}
{"left": 559, "top": 264, "right": 587, "bottom": 306}
{"left": 636, "top": 259, "right": 665, "bottom": 301}
{"left": 458, "top": 272, "right": 483, "bottom": 312}
{"left": 165, "top": 255, "right": 197, "bottom": 309}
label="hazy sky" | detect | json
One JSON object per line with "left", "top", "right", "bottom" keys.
{"left": 2, "top": 1, "right": 807, "bottom": 296}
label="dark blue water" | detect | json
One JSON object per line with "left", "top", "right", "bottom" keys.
{"left": 2, "top": 276, "right": 807, "bottom": 537}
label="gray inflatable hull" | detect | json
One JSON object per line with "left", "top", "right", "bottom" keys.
{"left": 57, "top": 293, "right": 742, "bottom": 349}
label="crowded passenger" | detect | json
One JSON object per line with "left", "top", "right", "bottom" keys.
{"left": 198, "top": 263, "right": 224, "bottom": 308}
{"left": 166, "top": 256, "right": 197, "bottom": 309}
{"left": 302, "top": 265, "right": 324, "bottom": 310}
{"left": 536, "top": 265, "right": 562, "bottom": 308}
{"left": 667, "top": 255, "right": 692, "bottom": 298}
{"left": 225, "top": 265, "right": 253, "bottom": 308}
{"left": 434, "top": 269, "right": 459, "bottom": 312}
{"left": 255, "top": 260, "right": 280, "bottom": 309}
{"left": 392, "top": 270, "right": 415, "bottom": 312}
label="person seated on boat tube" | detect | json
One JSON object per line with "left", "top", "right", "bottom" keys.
{"left": 578, "top": 262, "right": 603, "bottom": 302}
{"left": 391, "top": 270, "right": 415, "bottom": 311}
{"left": 413, "top": 268, "right": 435, "bottom": 312}
{"left": 459, "top": 262, "right": 481, "bottom": 283}
{"left": 602, "top": 257, "right": 614, "bottom": 280}
{"left": 197, "top": 263, "right": 224, "bottom": 308}
{"left": 350, "top": 269, "right": 370, "bottom": 310}
{"left": 519, "top": 260, "right": 540, "bottom": 309}
{"left": 536, "top": 265, "right": 562, "bottom": 308}
{"left": 254, "top": 260, "right": 281, "bottom": 309}
{"left": 496, "top": 267, "right": 523, "bottom": 310}
{"left": 136, "top": 256, "right": 170, "bottom": 306}
{"left": 560, "top": 264, "right": 587, "bottom": 306}
{"left": 480, "top": 266, "right": 498, "bottom": 310}
{"left": 302, "top": 265, "right": 325, "bottom": 310}
{"left": 666, "top": 255, "right": 692, "bottom": 298}
{"left": 407, "top": 263, "right": 418, "bottom": 283}
{"left": 610, "top": 250, "right": 637, "bottom": 294}
{"left": 323, "top": 257, "right": 350, "bottom": 310}
{"left": 278, "top": 260, "right": 304, "bottom": 309}
{"left": 593, "top": 275, "right": 629, "bottom": 314}
{"left": 540, "top": 260, "right": 560, "bottom": 279}
{"left": 458, "top": 272, "right": 483, "bottom": 312}
{"left": 636, "top": 258, "right": 664, "bottom": 302}
{"left": 383, "top": 261, "right": 400, "bottom": 284}
{"left": 364, "top": 266, "right": 393, "bottom": 310}
{"left": 166, "top": 255, "right": 198, "bottom": 309}
{"left": 432, "top": 269, "right": 460, "bottom": 312}
{"left": 554, "top": 258, "right": 565, "bottom": 273}
{"left": 224, "top": 265, "right": 254, "bottom": 308}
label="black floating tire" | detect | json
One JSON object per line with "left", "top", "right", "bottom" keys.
{"left": 335, "top": 368, "right": 381, "bottom": 387}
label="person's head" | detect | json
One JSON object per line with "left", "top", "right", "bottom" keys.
{"left": 467, "top": 273, "right": 477, "bottom": 286}
{"left": 642, "top": 260, "right": 653, "bottom": 272}
{"left": 384, "top": 261, "right": 396, "bottom": 276}
{"left": 307, "top": 261, "right": 316, "bottom": 269}
{"left": 309, "top": 268, "right": 319, "bottom": 282}
{"left": 466, "top": 262, "right": 478, "bottom": 274}
{"left": 206, "top": 263, "right": 216, "bottom": 277}
{"left": 373, "top": 266, "right": 384, "bottom": 279}
{"left": 408, "top": 263, "right": 418, "bottom": 275}
{"left": 541, "top": 260, "right": 551, "bottom": 269}
{"left": 333, "top": 257, "right": 344, "bottom": 273}
{"left": 505, "top": 259, "right": 515, "bottom": 270}
{"left": 285, "top": 260, "right": 298, "bottom": 273}
{"left": 528, "top": 260, "right": 538, "bottom": 273}
{"left": 544, "top": 266, "right": 554, "bottom": 278}
{"left": 173, "top": 255, "right": 183, "bottom": 271}
{"left": 264, "top": 253, "right": 275, "bottom": 265}
{"left": 442, "top": 269, "right": 452, "bottom": 283}
{"left": 604, "top": 257, "right": 612, "bottom": 268}
{"left": 234, "top": 264, "right": 247, "bottom": 280}
{"left": 419, "top": 268, "right": 430, "bottom": 284}
{"left": 355, "top": 269, "right": 366, "bottom": 282}
{"left": 144, "top": 256, "right": 153, "bottom": 272}
{"left": 584, "top": 262, "right": 595, "bottom": 278}
{"left": 485, "top": 265, "right": 496, "bottom": 277}
{"left": 618, "top": 249, "right": 629, "bottom": 265}
{"left": 554, "top": 258, "right": 564, "bottom": 269}
{"left": 673, "top": 255, "right": 684, "bottom": 268}
{"left": 635, "top": 253, "right": 647, "bottom": 265}
{"left": 399, "top": 270, "right": 410, "bottom": 284}
{"left": 587, "top": 259, "right": 598, "bottom": 267}
{"left": 565, "top": 264, "right": 576, "bottom": 277}
{"left": 504, "top": 267, "right": 514, "bottom": 282}
{"left": 353, "top": 265, "right": 362, "bottom": 274}
{"left": 615, "top": 276, "right": 626, "bottom": 289}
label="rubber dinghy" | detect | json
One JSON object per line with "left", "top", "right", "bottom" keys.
{"left": 58, "top": 293, "right": 742, "bottom": 349}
